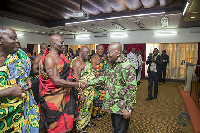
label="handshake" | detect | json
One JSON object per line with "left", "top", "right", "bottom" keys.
{"left": 77, "top": 81, "right": 89, "bottom": 91}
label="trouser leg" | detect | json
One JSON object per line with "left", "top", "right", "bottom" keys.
{"left": 148, "top": 72, "right": 153, "bottom": 98}
{"left": 154, "top": 73, "right": 159, "bottom": 96}
{"left": 163, "top": 67, "right": 166, "bottom": 83}
{"left": 111, "top": 113, "right": 130, "bottom": 133}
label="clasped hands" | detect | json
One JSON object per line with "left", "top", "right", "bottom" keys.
{"left": 10, "top": 77, "right": 32, "bottom": 98}
{"left": 77, "top": 81, "right": 89, "bottom": 103}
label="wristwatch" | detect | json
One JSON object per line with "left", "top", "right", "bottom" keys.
{"left": 128, "top": 110, "right": 132, "bottom": 113}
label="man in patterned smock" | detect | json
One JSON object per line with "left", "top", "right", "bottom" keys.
{"left": 91, "top": 44, "right": 108, "bottom": 120}
{"left": 72, "top": 46, "right": 96, "bottom": 133}
{"left": 87, "top": 42, "right": 138, "bottom": 133}
{"left": 0, "top": 26, "right": 40, "bottom": 133}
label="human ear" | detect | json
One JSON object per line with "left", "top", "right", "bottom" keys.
{"left": 0, "top": 38, "right": 3, "bottom": 45}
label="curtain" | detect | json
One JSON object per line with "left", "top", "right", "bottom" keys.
{"left": 195, "top": 42, "right": 200, "bottom": 77}
{"left": 124, "top": 44, "right": 146, "bottom": 78}
{"left": 33, "top": 44, "right": 39, "bottom": 55}
{"left": 145, "top": 43, "right": 160, "bottom": 77}
{"left": 159, "top": 43, "right": 198, "bottom": 80}
{"left": 27, "top": 44, "right": 34, "bottom": 55}
{"left": 68, "top": 44, "right": 95, "bottom": 55}
{"left": 101, "top": 44, "right": 109, "bottom": 54}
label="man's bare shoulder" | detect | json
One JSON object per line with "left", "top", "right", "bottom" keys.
{"left": 72, "top": 57, "right": 81, "bottom": 67}
{"left": 33, "top": 54, "right": 42, "bottom": 63}
{"left": 44, "top": 52, "right": 56, "bottom": 66}
{"left": 91, "top": 54, "right": 97, "bottom": 61}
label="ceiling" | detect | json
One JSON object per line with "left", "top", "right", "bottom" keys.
{"left": 0, "top": 0, "right": 200, "bottom": 36}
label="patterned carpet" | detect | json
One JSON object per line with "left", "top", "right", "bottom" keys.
{"left": 82, "top": 79, "right": 193, "bottom": 133}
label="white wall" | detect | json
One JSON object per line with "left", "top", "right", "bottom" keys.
{"left": 64, "top": 28, "right": 200, "bottom": 45}
{"left": 18, "top": 28, "right": 200, "bottom": 47}
{"left": 17, "top": 32, "right": 50, "bottom": 48}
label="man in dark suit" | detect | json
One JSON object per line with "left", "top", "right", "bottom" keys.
{"left": 160, "top": 50, "right": 169, "bottom": 83}
{"left": 146, "top": 48, "right": 162, "bottom": 101}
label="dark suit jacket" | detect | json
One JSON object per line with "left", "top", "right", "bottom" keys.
{"left": 161, "top": 54, "right": 169, "bottom": 67}
{"left": 146, "top": 55, "right": 162, "bottom": 74}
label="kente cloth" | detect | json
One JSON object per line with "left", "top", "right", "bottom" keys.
{"left": 92, "top": 55, "right": 108, "bottom": 117}
{"left": 39, "top": 48, "right": 78, "bottom": 133}
{"left": 76, "top": 62, "right": 95, "bottom": 130}
{"left": 0, "top": 49, "right": 40, "bottom": 133}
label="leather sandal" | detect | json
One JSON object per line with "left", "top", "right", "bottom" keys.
{"left": 86, "top": 122, "right": 96, "bottom": 127}
{"left": 95, "top": 116, "right": 102, "bottom": 121}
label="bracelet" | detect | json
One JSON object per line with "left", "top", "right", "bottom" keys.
{"left": 78, "top": 92, "right": 83, "bottom": 95}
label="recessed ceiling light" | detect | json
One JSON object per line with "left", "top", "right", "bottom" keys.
{"left": 191, "top": 17, "right": 195, "bottom": 18}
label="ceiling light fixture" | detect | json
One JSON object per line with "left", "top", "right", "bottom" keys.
{"left": 91, "top": 24, "right": 108, "bottom": 31}
{"left": 161, "top": 17, "right": 168, "bottom": 28}
{"left": 191, "top": 16, "right": 195, "bottom": 18}
{"left": 76, "top": 34, "right": 90, "bottom": 39}
{"left": 74, "top": 26, "right": 91, "bottom": 32}
{"left": 154, "top": 31, "right": 177, "bottom": 35}
{"left": 107, "top": 17, "right": 122, "bottom": 20}
{"left": 80, "top": 20, "right": 95, "bottom": 23}
{"left": 133, "top": 12, "right": 165, "bottom": 17}
{"left": 16, "top": 32, "right": 24, "bottom": 37}
{"left": 110, "top": 33, "right": 128, "bottom": 37}
{"left": 111, "top": 22, "right": 126, "bottom": 30}
{"left": 183, "top": 0, "right": 190, "bottom": 15}
{"left": 134, "top": 20, "right": 146, "bottom": 29}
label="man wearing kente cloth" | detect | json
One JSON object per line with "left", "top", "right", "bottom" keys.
{"left": 91, "top": 44, "right": 108, "bottom": 120}
{"left": 86, "top": 42, "right": 138, "bottom": 133}
{"left": 72, "top": 46, "right": 96, "bottom": 133}
{"left": 38, "top": 35, "right": 86, "bottom": 133}
{"left": 0, "top": 26, "right": 39, "bottom": 133}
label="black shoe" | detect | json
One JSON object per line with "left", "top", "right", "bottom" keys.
{"left": 145, "top": 97, "right": 154, "bottom": 101}
{"left": 163, "top": 81, "right": 165, "bottom": 83}
{"left": 154, "top": 95, "right": 157, "bottom": 99}
{"left": 137, "top": 82, "right": 140, "bottom": 85}
{"left": 139, "top": 81, "right": 142, "bottom": 83}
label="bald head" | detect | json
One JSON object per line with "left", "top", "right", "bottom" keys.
{"left": 109, "top": 42, "right": 122, "bottom": 53}
{"left": 0, "top": 26, "right": 14, "bottom": 36}
{"left": 0, "top": 26, "right": 18, "bottom": 55}
{"left": 40, "top": 43, "right": 48, "bottom": 54}
{"left": 50, "top": 35, "right": 63, "bottom": 45}
{"left": 49, "top": 34, "right": 64, "bottom": 54}
{"left": 107, "top": 42, "right": 122, "bottom": 63}
{"left": 80, "top": 46, "right": 89, "bottom": 52}
{"left": 79, "top": 46, "right": 90, "bottom": 60}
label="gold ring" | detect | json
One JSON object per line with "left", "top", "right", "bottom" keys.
{"left": 21, "top": 93, "right": 26, "bottom": 98}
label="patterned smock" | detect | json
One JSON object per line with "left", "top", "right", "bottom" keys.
{"left": 0, "top": 49, "right": 40, "bottom": 133}
{"left": 76, "top": 61, "right": 95, "bottom": 130}
{"left": 89, "top": 54, "right": 137, "bottom": 115}
{"left": 92, "top": 54, "right": 108, "bottom": 117}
